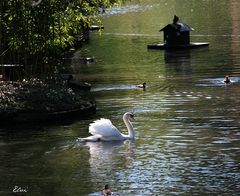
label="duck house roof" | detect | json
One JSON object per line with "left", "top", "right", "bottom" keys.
{"left": 160, "top": 23, "right": 194, "bottom": 32}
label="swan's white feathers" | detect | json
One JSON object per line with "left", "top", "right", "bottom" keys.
{"left": 79, "top": 112, "right": 135, "bottom": 142}
{"left": 79, "top": 135, "right": 100, "bottom": 142}
{"left": 89, "top": 118, "right": 124, "bottom": 139}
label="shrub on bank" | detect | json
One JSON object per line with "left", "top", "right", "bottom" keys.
{"left": 0, "top": 78, "right": 91, "bottom": 114}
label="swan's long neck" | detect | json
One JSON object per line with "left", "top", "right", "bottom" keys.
{"left": 123, "top": 115, "right": 134, "bottom": 139}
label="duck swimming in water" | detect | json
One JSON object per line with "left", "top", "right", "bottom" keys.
{"left": 101, "top": 184, "right": 112, "bottom": 196}
{"left": 224, "top": 75, "right": 231, "bottom": 84}
{"left": 136, "top": 82, "right": 146, "bottom": 89}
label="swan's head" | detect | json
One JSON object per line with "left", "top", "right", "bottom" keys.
{"left": 124, "top": 112, "right": 135, "bottom": 120}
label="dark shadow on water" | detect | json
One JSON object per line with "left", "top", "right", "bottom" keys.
{"left": 164, "top": 49, "right": 191, "bottom": 64}
{"left": 0, "top": 113, "right": 98, "bottom": 146}
{"left": 0, "top": 107, "right": 97, "bottom": 131}
{"left": 164, "top": 49, "right": 192, "bottom": 75}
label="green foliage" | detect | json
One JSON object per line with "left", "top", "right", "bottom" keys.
{"left": 0, "top": 0, "right": 124, "bottom": 75}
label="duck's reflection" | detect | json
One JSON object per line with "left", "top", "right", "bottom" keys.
{"left": 84, "top": 140, "right": 135, "bottom": 179}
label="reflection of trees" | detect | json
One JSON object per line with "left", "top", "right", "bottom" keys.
{"left": 0, "top": 135, "right": 94, "bottom": 196}
{"left": 230, "top": 0, "right": 240, "bottom": 66}
{"left": 43, "top": 144, "right": 93, "bottom": 195}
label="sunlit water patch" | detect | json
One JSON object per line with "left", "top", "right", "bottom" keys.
{"left": 196, "top": 77, "right": 240, "bottom": 87}
{"left": 104, "top": 4, "right": 159, "bottom": 15}
{"left": 91, "top": 84, "right": 144, "bottom": 92}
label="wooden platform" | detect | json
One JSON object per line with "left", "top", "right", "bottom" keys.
{"left": 147, "top": 42, "right": 209, "bottom": 50}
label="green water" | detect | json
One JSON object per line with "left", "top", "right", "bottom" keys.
{"left": 1, "top": 0, "right": 240, "bottom": 195}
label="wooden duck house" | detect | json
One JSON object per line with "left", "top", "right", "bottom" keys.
{"left": 161, "top": 15, "right": 193, "bottom": 45}
{"left": 148, "top": 15, "right": 209, "bottom": 49}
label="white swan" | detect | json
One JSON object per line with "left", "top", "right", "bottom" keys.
{"left": 80, "top": 112, "right": 135, "bottom": 142}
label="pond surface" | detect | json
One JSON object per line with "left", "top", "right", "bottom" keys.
{"left": 1, "top": 0, "right": 240, "bottom": 195}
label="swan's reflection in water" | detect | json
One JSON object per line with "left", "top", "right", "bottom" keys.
{"left": 84, "top": 140, "right": 135, "bottom": 183}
